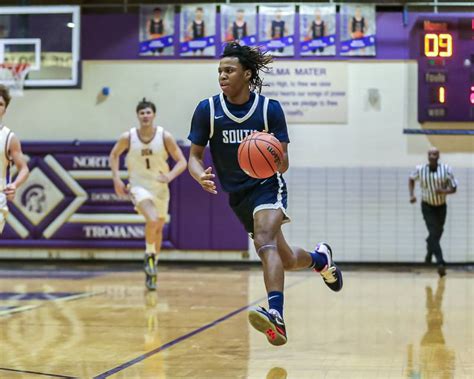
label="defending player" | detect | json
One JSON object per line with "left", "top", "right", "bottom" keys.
{"left": 0, "top": 84, "right": 29, "bottom": 234}
{"left": 110, "top": 99, "right": 186, "bottom": 290}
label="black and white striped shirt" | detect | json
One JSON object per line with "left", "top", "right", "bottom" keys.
{"left": 410, "top": 163, "right": 457, "bottom": 206}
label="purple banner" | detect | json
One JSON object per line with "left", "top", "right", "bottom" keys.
{"left": 300, "top": 34, "right": 336, "bottom": 52}
{"left": 139, "top": 35, "right": 174, "bottom": 54}
{"left": 180, "top": 35, "right": 216, "bottom": 53}
{"left": 54, "top": 223, "right": 148, "bottom": 240}
{"left": 0, "top": 142, "right": 248, "bottom": 250}
{"left": 340, "top": 35, "right": 376, "bottom": 53}
{"left": 238, "top": 35, "right": 257, "bottom": 46}
{"left": 54, "top": 154, "right": 126, "bottom": 170}
{"left": 260, "top": 36, "right": 295, "bottom": 51}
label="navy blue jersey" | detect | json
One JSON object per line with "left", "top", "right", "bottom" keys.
{"left": 311, "top": 20, "right": 325, "bottom": 38}
{"left": 351, "top": 17, "right": 365, "bottom": 33}
{"left": 150, "top": 19, "right": 164, "bottom": 35}
{"left": 193, "top": 20, "right": 205, "bottom": 39}
{"left": 232, "top": 21, "right": 247, "bottom": 40}
{"left": 188, "top": 92, "right": 289, "bottom": 193}
{"left": 271, "top": 20, "right": 285, "bottom": 38}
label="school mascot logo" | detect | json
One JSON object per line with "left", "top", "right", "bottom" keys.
{"left": 13, "top": 167, "right": 64, "bottom": 226}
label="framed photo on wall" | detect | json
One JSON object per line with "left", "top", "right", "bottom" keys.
{"left": 220, "top": 4, "right": 257, "bottom": 48}
{"left": 139, "top": 5, "right": 175, "bottom": 56}
{"left": 258, "top": 4, "right": 295, "bottom": 57}
{"left": 180, "top": 4, "right": 216, "bottom": 57}
{"left": 340, "top": 4, "right": 376, "bottom": 56}
{"left": 299, "top": 4, "right": 336, "bottom": 57}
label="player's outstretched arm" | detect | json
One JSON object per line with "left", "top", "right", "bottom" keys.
{"left": 4, "top": 135, "right": 29, "bottom": 201}
{"left": 188, "top": 143, "right": 217, "bottom": 195}
{"left": 109, "top": 132, "right": 129, "bottom": 197}
{"left": 160, "top": 131, "right": 187, "bottom": 183}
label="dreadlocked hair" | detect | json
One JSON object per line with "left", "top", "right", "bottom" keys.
{"left": 221, "top": 41, "right": 273, "bottom": 93}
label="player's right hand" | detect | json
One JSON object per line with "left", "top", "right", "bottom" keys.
{"left": 113, "top": 179, "right": 129, "bottom": 197}
{"left": 3, "top": 183, "right": 17, "bottom": 201}
{"left": 199, "top": 167, "right": 217, "bottom": 195}
{"left": 409, "top": 195, "right": 417, "bottom": 204}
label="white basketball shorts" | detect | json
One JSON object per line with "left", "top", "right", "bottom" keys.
{"left": 129, "top": 185, "right": 170, "bottom": 220}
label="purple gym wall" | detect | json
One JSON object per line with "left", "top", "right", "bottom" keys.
{"left": 0, "top": 143, "right": 248, "bottom": 251}
{"left": 82, "top": 11, "right": 432, "bottom": 61}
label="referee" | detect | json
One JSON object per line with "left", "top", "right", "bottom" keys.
{"left": 409, "top": 148, "right": 457, "bottom": 276}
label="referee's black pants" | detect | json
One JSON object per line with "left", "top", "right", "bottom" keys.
{"left": 421, "top": 202, "right": 447, "bottom": 265}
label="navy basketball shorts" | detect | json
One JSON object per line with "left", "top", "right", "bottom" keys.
{"left": 229, "top": 173, "right": 291, "bottom": 236}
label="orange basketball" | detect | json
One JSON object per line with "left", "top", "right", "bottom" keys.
{"left": 238, "top": 132, "right": 284, "bottom": 179}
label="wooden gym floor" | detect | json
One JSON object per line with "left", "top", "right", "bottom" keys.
{"left": 0, "top": 263, "right": 472, "bottom": 378}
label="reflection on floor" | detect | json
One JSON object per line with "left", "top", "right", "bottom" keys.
{"left": 0, "top": 263, "right": 472, "bottom": 378}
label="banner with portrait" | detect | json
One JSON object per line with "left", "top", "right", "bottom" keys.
{"left": 180, "top": 4, "right": 216, "bottom": 57}
{"left": 340, "top": 4, "right": 376, "bottom": 56}
{"left": 299, "top": 4, "right": 336, "bottom": 57}
{"left": 258, "top": 5, "right": 295, "bottom": 57}
{"left": 220, "top": 4, "right": 257, "bottom": 48}
{"left": 139, "top": 5, "right": 175, "bottom": 56}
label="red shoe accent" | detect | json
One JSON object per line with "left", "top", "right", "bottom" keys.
{"left": 275, "top": 325, "right": 285, "bottom": 335}
{"left": 266, "top": 329, "right": 276, "bottom": 340}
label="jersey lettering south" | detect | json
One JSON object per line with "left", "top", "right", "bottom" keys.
{"left": 0, "top": 126, "right": 12, "bottom": 191}
{"left": 208, "top": 93, "right": 270, "bottom": 192}
{"left": 126, "top": 126, "right": 169, "bottom": 188}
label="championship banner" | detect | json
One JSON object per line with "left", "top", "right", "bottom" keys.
{"left": 340, "top": 4, "right": 376, "bottom": 56}
{"left": 299, "top": 4, "right": 336, "bottom": 57}
{"left": 261, "top": 61, "right": 348, "bottom": 124}
{"left": 139, "top": 5, "right": 175, "bottom": 56}
{"left": 220, "top": 4, "right": 257, "bottom": 48}
{"left": 258, "top": 5, "right": 295, "bottom": 57}
{"left": 180, "top": 4, "right": 216, "bottom": 57}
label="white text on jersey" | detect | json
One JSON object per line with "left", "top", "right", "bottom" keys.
{"left": 222, "top": 129, "right": 258, "bottom": 144}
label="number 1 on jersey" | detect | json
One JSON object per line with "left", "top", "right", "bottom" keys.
{"left": 146, "top": 158, "right": 151, "bottom": 169}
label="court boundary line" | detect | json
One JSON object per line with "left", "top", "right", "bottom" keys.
{"left": 0, "top": 366, "right": 77, "bottom": 378}
{"left": 93, "top": 276, "right": 309, "bottom": 379}
{"left": 0, "top": 291, "right": 102, "bottom": 317}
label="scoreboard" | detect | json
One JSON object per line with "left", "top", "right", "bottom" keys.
{"left": 412, "top": 16, "right": 474, "bottom": 123}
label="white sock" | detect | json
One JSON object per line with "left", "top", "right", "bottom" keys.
{"left": 146, "top": 243, "right": 156, "bottom": 254}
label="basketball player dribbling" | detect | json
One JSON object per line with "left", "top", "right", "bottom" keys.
{"left": 109, "top": 99, "right": 186, "bottom": 290}
{"left": 0, "top": 85, "right": 29, "bottom": 234}
{"left": 187, "top": 42, "right": 343, "bottom": 346}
